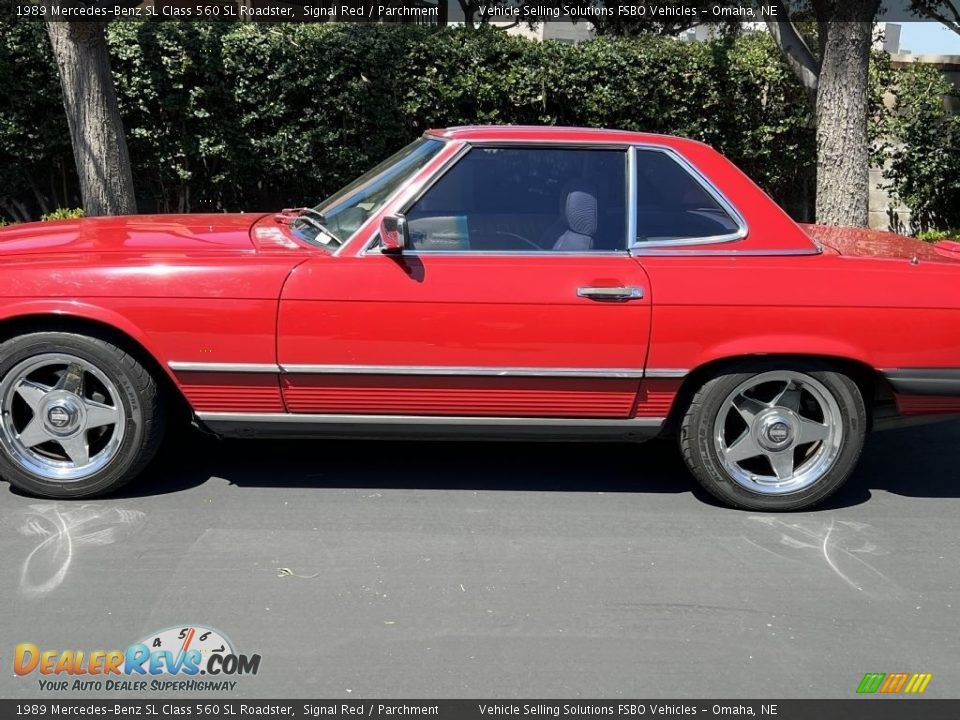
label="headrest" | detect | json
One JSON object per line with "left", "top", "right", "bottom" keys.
{"left": 565, "top": 189, "right": 598, "bottom": 236}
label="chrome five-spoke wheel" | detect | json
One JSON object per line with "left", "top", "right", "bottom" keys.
{"left": 0, "top": 354, "right": 126, "bottom": 481}
{"left": 0, "top": 332, "right": 165, "bottom": 498}
{"left": 712, "top": 371, "right": 843, "bottom": 495}
{"left": 680, "top": 362, "right": 866, "bottom": 511}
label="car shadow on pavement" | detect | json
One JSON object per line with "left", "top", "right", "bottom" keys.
{"left": 89, "top": 418, "right": 960, "bottom": 510}
{"left": 129, "top": 431, "right": 695, "bottom": 497}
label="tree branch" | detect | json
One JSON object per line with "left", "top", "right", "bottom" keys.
{"left": 765, "top": 1, "right": 821, "bottom": 103}
{"left": 910, "top": 1, "right": 960, "bottom": 36}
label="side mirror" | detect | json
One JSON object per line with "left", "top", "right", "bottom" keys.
{"left": 379, "top": 214, "right": 409, "bottom": 253}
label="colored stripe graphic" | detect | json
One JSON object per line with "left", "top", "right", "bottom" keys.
{"left": 857, "top": 672, "right": 932, "bottom": 694}
{"left": 905, "top": 673, "right": 933, "bottom": 694}
{"left": 857, "top": 673, "right": 885, "bottom": 694}
{"left": 880, "top": 673, "right": 909, "bottom": 693}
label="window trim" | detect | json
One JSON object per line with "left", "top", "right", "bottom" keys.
{"left": 357, "top": 139, "right": 750, "bottom": 257}
{"left": 337, "top": 138, "right": 464, "bottom": 257}
{"left": 361, "top": 141, "right": 633, "bottom": 257}
{"left": 357, "top": 141, "right": 471, "bottom": 257}
{"left": 628, "top": 145, "right": 748, "bottom": 251}
{"left": 282, "top": 136, "right": 444, "bottom": 252}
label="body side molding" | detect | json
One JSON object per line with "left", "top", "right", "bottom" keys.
{"left": 197, "top": 412, "right": 665, "bottom": 442}
{"left": 882, "top": 368, "right": 960, "bottom": 396}
{"left": 169, "top": 362, "right": 279, "bottom": 373}
{"left": 169, "top": 361, "right": 689, "bottom": 380}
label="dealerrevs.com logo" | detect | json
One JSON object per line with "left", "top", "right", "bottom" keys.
{"left": 14, "top": 625, "right": 261, "bottom": 693}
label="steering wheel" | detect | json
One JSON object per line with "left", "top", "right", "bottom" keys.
{"left": 494, "top": 231, "right": 543, "bottom": 251}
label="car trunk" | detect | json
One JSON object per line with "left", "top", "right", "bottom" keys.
{"left": 800, "top": 223, "right": 960, "bottom": 264}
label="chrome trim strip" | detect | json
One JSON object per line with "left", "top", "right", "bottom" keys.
{"left": 361, "top": 246, "right": 820, "bottom": 258}
{"left": 644, "top": 369, "right": 689, "bottom": 379}
{"left": 168, "top": 362, "right": 696, "bottom": 379}
{"left": 280, "top": 364, "right": 645, "bottom": 379}
{"left": 359, "top": 140, "right": 751, "bottom": 257}
{"left": 630, "top": 247, "right": 822, "bottom": 257}
{"left": 169, "top": 362, "right": 280, "bottom": 374}
{"left": 168, "top": 362, "right": 698, "bottom": 380}
{"left": 196, "top": 412, "right": 665, "bottom": 428}
{"left": 467, "top": 140, "right": 632, "bottom": 150}
{"left": 627, "top": 145, "right": 638, "bottom": 252}
{"left": 365, "top": 250, "right": 629, "bottom": 257}
{"left": 365, "top": 140, "right": 634, "bottom": 256}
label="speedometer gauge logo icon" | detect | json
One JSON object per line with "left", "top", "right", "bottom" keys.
{"left": 136, "top": 625, "right": 235, "bottom": 673}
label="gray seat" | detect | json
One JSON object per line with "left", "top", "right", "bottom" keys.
{"left": 548, "top": 187, "right": 598, "bottom": 251}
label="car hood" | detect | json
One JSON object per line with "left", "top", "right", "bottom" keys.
{"left": 801, "top": 223, "right": 960, "bottom": 264}
{"left": 0, "top": 213, "right": 266, "bottom": 257}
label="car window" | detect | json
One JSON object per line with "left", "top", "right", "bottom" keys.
{"left": 405, "top": 147, "right": 628, "bottom": 253}
{"left": 633, "top": 149, "right": 742, "bottom": 244}
{"left": 300, "top": 138, "right": 445, "bottom": 247}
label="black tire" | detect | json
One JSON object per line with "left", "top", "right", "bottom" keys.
{"left": 678, "top": 360, "right": 866, "bottom": 511}
{"left": 0, "top": 332, "right": 165, "bottom": 498}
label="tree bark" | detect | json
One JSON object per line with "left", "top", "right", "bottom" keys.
{"left": 767, "top": 0, "right": 880, "bottom": 228}
{"left": 814, "top": 20, "right": 874, "bottom": 227}
{"left": 44, "top": 19, "right": 136, "bottom": 216}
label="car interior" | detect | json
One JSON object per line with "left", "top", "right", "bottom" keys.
{"left": 406, "top": 147, "right": 627, "bottom": 252}
{"left": 404, "top": 146, "right": 739, "bottom": 252}
{"left": 633, "top": 149, "right": 741, "bottom": 242}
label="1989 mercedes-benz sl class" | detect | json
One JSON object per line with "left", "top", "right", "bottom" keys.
{"left": 1, "top": 126, "right": 958, "bottom": 510}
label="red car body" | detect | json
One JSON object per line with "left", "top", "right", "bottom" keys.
{"left": 1, "top": 125, "right": 958, "bottom": 511}
{"left": 1, "top": 126, "right": 956, "bottom": 434}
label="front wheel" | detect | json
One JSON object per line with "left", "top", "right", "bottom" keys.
{"left": 679, "top": 363, "right": 866, "bottom": 511}
{"left": 0, "top": 332, "right": 165, "bottom": 498}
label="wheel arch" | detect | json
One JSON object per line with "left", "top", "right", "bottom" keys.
{"left": 0, "top": 307, "right": 189, "bottom": 414}
{"left": 661, "top": 353, "right": 890, "bottom": 436}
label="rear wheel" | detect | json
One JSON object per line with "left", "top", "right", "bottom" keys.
{"left": 0, "top": 332, "right": 165, "bottom": 498}
{"left": 679, "top": 362, "right": 866, "bottom": 511}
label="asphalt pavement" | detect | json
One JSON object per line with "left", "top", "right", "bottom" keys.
{"left": 2, "top": 420, "right": 959, "bottom": 699}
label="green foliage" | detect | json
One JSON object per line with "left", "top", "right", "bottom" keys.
{"left": 110, "top": 23, "right": 239, "bottom": 213}
{"left": 0, "top": 22, "right": 829, "bottom": 219}
{"left": 40, "top": 207, "right": 84, "bottom": 221}
{"left": 916, "top": 228, "right": 960, "bottom": 243}
{"left": 220, "top": 23, "right": 437, "bottom": 209}
{"left": 401, "top": 29, "right": 815, "bottom": 216}
{"left": 876, "top": 62, "right": 960, "bottom": 233}
{"left": 0, "top": 11, "right": 76, "bottom": 221}
{"left": 17, "top": 21, "right": 960, "bottom": 229}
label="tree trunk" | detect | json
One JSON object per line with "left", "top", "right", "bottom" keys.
{"left": 44, "top": 19, "right": 136, "bottom": 216}
{"left": 814, "top": 19, "right": 875, "bottom": 227}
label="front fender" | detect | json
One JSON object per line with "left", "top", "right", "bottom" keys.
{"left": 0, "top": 299, "right": 180, "bottom": 387}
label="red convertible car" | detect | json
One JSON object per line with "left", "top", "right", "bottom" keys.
{"left": 0, "top": 126, "right": 958, "bottom": 510}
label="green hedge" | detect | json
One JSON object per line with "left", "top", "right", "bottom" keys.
{"left": 0, "top": 17, "right": 73, "bottom": 221}
{"left": 0, "top": 22, "right": 821, "bottom": 221}
{"left": 875, "top": 61, "right": 960, "bottom": 233}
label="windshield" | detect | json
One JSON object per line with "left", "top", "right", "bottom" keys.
{"left": 291, "top": 137, "right": 445, "bottom": 247}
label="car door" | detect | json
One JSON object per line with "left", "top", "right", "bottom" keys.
{"left": 277, "top": 144, "right": 652, "bottom": 421}
{"left": 626, "top": 144, "right": 753, "bottom": 422}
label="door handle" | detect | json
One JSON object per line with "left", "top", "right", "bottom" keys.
{"left": 577, "top": 286, "right": 644, "bottom": 301}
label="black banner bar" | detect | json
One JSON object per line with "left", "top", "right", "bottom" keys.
{"left": 3, "top": 700, "right": 960, "bottom": 720}
{"left": 3, "top": 0, "right": 955, "bottom": 23}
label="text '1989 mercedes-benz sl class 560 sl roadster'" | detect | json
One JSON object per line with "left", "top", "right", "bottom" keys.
{"left": 1, "top": 126, "right": 958, "bottom": 510}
